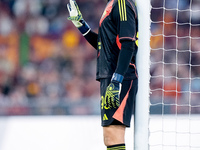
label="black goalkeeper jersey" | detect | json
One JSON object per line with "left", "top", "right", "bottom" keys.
{"left": 96, "top": 0, "right": 138, "bottom": 81}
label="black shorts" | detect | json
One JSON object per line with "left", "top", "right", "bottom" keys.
{"left": 100, "top": 78, "right": 138, "bottom": 127}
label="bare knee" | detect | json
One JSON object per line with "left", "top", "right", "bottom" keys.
{"left": 103, "top": 125, "right": 126, "bottom": 146}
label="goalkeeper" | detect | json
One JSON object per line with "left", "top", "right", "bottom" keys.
{"left": 67, "top": 0, "right": 138, "bottom": 149}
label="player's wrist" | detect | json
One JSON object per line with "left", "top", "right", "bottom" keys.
{"left": 78, "top": 19, "right": 91, "bottom": 36}
{"left": 111, "top": 73, "right": 124, "bottom": 83}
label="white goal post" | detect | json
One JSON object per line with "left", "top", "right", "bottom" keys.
{"left": 134, "top": 0, "right": 151, "bottom": 150}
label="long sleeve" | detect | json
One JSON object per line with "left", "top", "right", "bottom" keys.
{"left": 84, "top": 30, "right": 98, "bottom": 50}
{"left": 112, "top": 0, "right": 138, "bottom": 77}
{"left": 115, "top": 40, "right": 136, "bottom": 76}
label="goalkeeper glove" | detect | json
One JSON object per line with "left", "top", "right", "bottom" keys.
{"left": 67, "top": 0, "right": 91, "bottom": 36}
{"left": 105, "top": 73, "right": 124, "bottom": 109}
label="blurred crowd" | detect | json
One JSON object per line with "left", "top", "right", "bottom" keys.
{"left": 0, "top": 0, "right": 103, "bottom": 115}
{"left": 0, "top": 0, "right": 199, "bottom": 115}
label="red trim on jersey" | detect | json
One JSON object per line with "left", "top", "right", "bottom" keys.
{"left": 129, "top": 63, "right": 138, "bottom": 78}
{"left": 119, "top": 36, "right": 136, "bottom": 41}
{"left": 116, "top": 35, "right": 122, "bottom": 50}
{"left": 99, "top": 0, "right": 114, "bottom": 26}
{"left": 113, "top": 80, "right": 133, "bottom": 123}
{"left": 97, "top": 51, "right": 100, "bottom": 58}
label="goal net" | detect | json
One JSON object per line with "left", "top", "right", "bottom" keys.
{"left": 149, "top": 0, "right": 200, "bottom": 150}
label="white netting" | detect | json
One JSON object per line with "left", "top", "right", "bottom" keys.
{"left": 149, "top": 0, "right": 200, "bottom": 149}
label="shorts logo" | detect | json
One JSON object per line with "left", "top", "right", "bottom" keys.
{"left": 103, "top": 114, "right": 108, "bottom": 120}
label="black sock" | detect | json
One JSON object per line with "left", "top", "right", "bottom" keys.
{"left": 107, "top": 144, "right": 125, "bottom": 150}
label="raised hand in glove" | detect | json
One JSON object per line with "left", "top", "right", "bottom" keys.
{"left": 67, "top": 0, "right": 91, "bottom": 35}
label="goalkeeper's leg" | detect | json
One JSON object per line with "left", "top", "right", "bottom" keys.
{"left": 103, "top": 124, "right": 126, "bottom": 149}
{"left": 100, "top": 78, "right": 138, "bottom": 149}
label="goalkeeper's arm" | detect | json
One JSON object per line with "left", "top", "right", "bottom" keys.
{"left": 67, "top": 0, "right": 98, "bottom": 50}
{"left": 104, "top": 40, "right": 135, "bottom": 109}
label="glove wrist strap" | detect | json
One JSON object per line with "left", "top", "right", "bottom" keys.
{"left": 111, "top": 73, "right": 124, "bottom": 83}
{"left": 78, "top": 20, "right": 91, "bottom": 36}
